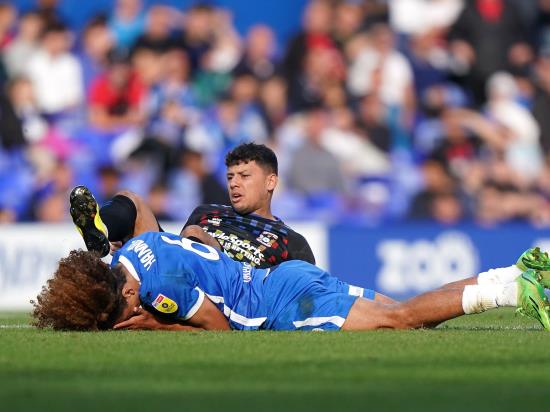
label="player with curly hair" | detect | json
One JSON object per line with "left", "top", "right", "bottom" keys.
{"left": 33, "top": 232, "right": 550, "bottom": 332}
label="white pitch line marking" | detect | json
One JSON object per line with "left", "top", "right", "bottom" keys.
{"left": 0, "top": 324, "right": 32, "bottom": 329}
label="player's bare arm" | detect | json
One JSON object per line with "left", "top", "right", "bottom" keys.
{"left": 180, "top": 224, "right": 222, "bottom": 251}
{"left": 113, "top": 307, "right": 205, "bottom": 331}
{"left": 185, "top": 296, "right": 231, "bottom": 330}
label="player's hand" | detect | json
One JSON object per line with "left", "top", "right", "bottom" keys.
{"left": 110, "top": 241, "right": 123, "bottom": 255}
{"left": 113, "top": 307, "right": 169, "bottom": 330}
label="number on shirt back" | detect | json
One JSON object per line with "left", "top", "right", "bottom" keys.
{"left": 161, "top": 235, "right": 220, "bottom": 261}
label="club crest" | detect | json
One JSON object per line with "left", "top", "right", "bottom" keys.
{"left": 257, "top": 231, "right": 278, "bottom": 247}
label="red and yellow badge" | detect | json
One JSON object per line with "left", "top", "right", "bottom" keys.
{"left": 152, "top": 293, "right": 178, "bottom": 314}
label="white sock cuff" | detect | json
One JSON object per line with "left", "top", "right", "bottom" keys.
{"left": 462, "top": 285, "right": 500, "bottom": 314}
{"left": 497, "top": 282, "right": 518, "bottom": 308}
{"left": 477, "top": 266, "right": 522, "bottom": 285}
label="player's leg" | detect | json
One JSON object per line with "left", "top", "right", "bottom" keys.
{"left": 438, "top": 247, "right": 550, "bottom": 291}
{"left": 342, "top": 288, "right": 464, "bottom": 330}
{"left": 112, "top": 190, "right": 161, "bottom": 239}
{"left": 373, "top": 292, "right": 396, "bottom": 304}
{"left": 342, "top": 269, "right": 550, "bottom": 331}
{"left": 70, "top": 186, "right": 161, "bottom": 256}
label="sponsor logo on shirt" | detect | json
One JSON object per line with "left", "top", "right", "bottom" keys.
{"left": 208, "top": 217, "right": 222, "bottom": 227}
{"left": 242, "top": 263, "right": 252, "bottom": 283}
{"left": 208, "top": 230, "right": 264, "bottom": 266}
{"left": 152, "top": 293, "right": 178, "bottom": 314}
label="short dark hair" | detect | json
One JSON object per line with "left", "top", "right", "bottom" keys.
{"left": 225, "top": 143, "right": 278, "bottom": 175}
{"left": 41, "top": 22, "right": 68, "bottom": 38}
{"left": 32, "top": 250, "right": 127, "bottom": 331}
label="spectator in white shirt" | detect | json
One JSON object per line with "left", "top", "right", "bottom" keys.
{"left": 347, "top": 23, "right": 415, "bottom": 128}
{"left": 4, "top": 12, "right": 44, "bottom": 77}
{"left": 26, "top": 23, "right": 83, "bottom": 117}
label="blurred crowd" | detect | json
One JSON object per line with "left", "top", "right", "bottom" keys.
{"left": 1, "top": 0, "right": 550, "bottom": 226}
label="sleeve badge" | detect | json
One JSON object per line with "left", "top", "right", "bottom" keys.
{"left": 152, "top": 293, "right": 178, "bottom": 314}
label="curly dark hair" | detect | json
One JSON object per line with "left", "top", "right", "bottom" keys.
{"left": 225, "top": 143, "right": 278, "bottom": 175}
{"left": 32, "top": 250, "right": 127, "bottom": 331}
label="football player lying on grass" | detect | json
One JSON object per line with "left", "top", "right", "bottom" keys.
{"left": 32, "top": 231, "right": 550, "bottom": 332}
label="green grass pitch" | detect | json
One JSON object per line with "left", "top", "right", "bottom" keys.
{"left": 1, "top": 310, "right": 549, "bottom": 412}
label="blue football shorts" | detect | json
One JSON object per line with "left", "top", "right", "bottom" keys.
{"left": 262, "top": 260, "right": 375, "bottom": 331}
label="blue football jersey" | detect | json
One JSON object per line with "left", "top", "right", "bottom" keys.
{"left": 111, "top": 231, "right": 271, "bottom": 330}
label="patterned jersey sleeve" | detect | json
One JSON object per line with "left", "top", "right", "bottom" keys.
{"left": 287, "top": 231, "right": 316, "bottom": 265}
{"left": 141, "top": 279, "right": 205, "bottom": 321}
{"left": 182, "top": 204, "right": 209, "bottom": 228}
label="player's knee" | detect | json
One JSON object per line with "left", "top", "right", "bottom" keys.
{"left": 386, "top": 305, "right": 417, "bottom": 329}
{"left": 344, "top": 299, "right": 411, "bottom": 330}
{"left": 115, "top": 190, "right": 140, "bottom": 205}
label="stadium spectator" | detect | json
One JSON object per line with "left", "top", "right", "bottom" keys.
{"left": 282, "top": 0, "right": 334, "bottom": 86}
{"left": 132, "top": 5, "right": 180, "bottom": 55}
{"left": 0, "top": 2, "right": 16, "bottom": 50}
{"left": 78, "top": 17, "right": 115, "bottom": 94}
{"left": 234, "top": 24, "right": 278, "bottom": 81}
{"left": 109, "top": 0, "right": 145, "bottom": 50}
{"left": 347, "top": 23, "right": 415, "bottom": 126}
{"left": 6, "top": 76, "right": 48, "bottom": 145}
{"left": 3, "top": 11, "right": 43, "bottom": 78}
{"left": 145, "top": 49, "right": 197, "bottom": 151}
{"left": 332, "top": 1, "right": 364, "bottom": 51}
{"left": 429, "top": 109, "right": 484, "bottom": 181}
{"left": 167, "top": 148, "right": 229, "bottom": 220}
{"left": 356, "top": 93, "right": 392, "bottom": 153}
{"left": 408, "top": 159, "right": 464, "bottom": 223}
{"left": 191, "top": 9, "right": 241, "bottom": 104}
{"left": 360, "top": 0, "right": 389, "bottom": 30}
{"left": 87, "top": 48, "right": 146, "bottom": 131}
{"left": 95, "top": 165, "right": 122, "bottom": 204}
{"left": 258, "top": 75, "right": 288, "bottom": 137}
{"left": 321, "top": 106, "right": 391, "bottom": 180}
{"left": 406, "top": 30, "right": 452, "bottom": 98}
{"left": 389, "top": 0, "right": 463, "bottom": 35}
{"left": 448, "top": 0, "right": 533, "bottom": 105}
{"left": 208, "top": 8, "right": 241, "bottom": 73}
{"left": 145, "top": 182, "right": 171, "bottom": 221}
{"left": 130, "top": 47, "right": 163, "bottom": 88}
{"left": 26, "top": 22, "right": 83, "bottom": 118}
{"left": 484, "top": 71, "right": 544, "bottom": 180}
{"left": 532, "top": 49, "right": 550, "bottom": 156}
{"left": 537, "top": 0, "right": 550, "bottom": 51}
{"left": 31, "top": 159, "right": 73, "bottom": 222}
{"left": 287, "top": 107, "right": 347, "bottom": 201}
{"left": 231, "top": 72, "right": 261, "bottom": 110}
{"left": 184, "top": 94, "right": 267, "bottom": 179}
{"left": 33, "top": 0, "right": 65, "bottom": 27}
{"left": 288, "top": 44, "right": 345, "bottom": 113}
{"left": 0, "top": 80, "right": 26, "bottom": 150}
{"left": 175, "top": 4, "right": 215, "bottom": 74}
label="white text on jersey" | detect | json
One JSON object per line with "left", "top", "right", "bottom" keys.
{"left": 127, "top": 239, "right": 156, "bottom": 270}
